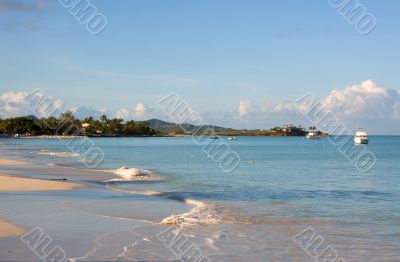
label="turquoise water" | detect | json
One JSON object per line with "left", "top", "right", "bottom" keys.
{"left": 1, "top": 136, "right": 399, "bottom": 261}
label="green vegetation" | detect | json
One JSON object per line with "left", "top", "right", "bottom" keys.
{"left": 1, "top": 113, "right": 316, "bottom": 137}
{"left": 0, "top": 112, "right": 157, "bottom": 137}
{"left": 0, "top": 117, "right": 40, "bottom": 135}
{"left": 147, "top": 119, "right": 237, "bottom": 134}
{"left": 148, "top": 119, "right": 308, "bottom": 136}
{"left": 270, "top": 126, "right": 307, "bottom": 136}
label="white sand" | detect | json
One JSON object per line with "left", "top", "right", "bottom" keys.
{"left": 0, "top": 174, "right": 83, "bottom": 192}
{"left": 0, "top": 158, "right": 31, "bottom": 166}
{"left": 0, "top": 218, "right": 26, "bottom": 238}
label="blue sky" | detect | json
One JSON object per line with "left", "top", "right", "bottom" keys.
{"left": 0, "top": 0, "right": 400, "bottom": 133}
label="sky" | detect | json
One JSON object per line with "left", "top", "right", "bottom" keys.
{"left": 0, "top": 0, "right": 399, "bottom": 134}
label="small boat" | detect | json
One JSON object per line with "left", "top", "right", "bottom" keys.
{"left": 228, "top": 136, "right": 238, "bottom": 140}
{"left": 210, "top": 135, "right": 219, "bottom": 139}
{"left": 306, "top": 127, "right": 320, "bottom": 139}
{"left": 354, "top": 128, "right": 368, "bottom": 144}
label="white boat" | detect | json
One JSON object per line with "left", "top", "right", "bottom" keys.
{"left": 306, "top": 127, "right": 320, "bottom": 139}
{"left": 228, "top": 136, "right": 237, "bottom": 140}
{"left": 354, "top": 129, "right": 368, "bottom": 144}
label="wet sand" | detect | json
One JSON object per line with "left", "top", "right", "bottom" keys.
{"left": 0, "top": 158, "right": 31, "bottom": 166}
{"left": 0, "top": 157, "right": 83, "bottom": 242}
{"left": 0, "top": 159, "right": 191, "bottom": 261}
{"left": 0, "top": 219, "right": 26, "bottom": 238}
{"left": 0, "top": 174, "right": 84, "bottom": 192}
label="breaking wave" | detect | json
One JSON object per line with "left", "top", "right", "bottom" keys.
{"left": 105, "top": 183, "right": 222, "bottom": 228}
{"left": 102, "top": 166, "right": 161, "bottom": 182}
{"left": 160, "top": 198, "right": 221, "bottom": 227}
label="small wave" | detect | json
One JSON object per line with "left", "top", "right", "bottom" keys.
{"left": 38, "top": 150, "right": 80, "bottom": 158}
{"left": 113, "top": 166, "right": 149, "bottom": 179}
{"left": 160, "top": 198, "right": 221, "bottom": 227}
{"left": 105, "top": 184, "right": 222, "bottom": 227}
{"left": 102, "top": 166, "right": 157, "bottom": 181}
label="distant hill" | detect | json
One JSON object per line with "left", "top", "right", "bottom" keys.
{"left": 147, "top": 119, "right": 238, "bottom": 134}
{"left": 0, "top": 116, "right": 310, "bottom": 137}
{"left": 25, "top": 115, "right": 39, "bottom": 122}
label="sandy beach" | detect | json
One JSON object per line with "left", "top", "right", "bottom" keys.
{"left": 0, "top": 160, "right": 84, "bottom": 239}
{"left": 0, "top": 159, "right": 31, "bottom": 166}
{"left": 0, "top": 174, "right": 83, "bottom": 192}
{"left": 0, "top": 219, "right": 26, "bottom": 238}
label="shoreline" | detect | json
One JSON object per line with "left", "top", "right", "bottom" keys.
{"left": 0, "top": 134, "right": 331, "bottom": 139}
{"left": 0, "top": 159, "right": 31, "bottom": 166}
{"left": 0, "top": 158, "right": 84, "bottom": 239}
{"left": 0, "top": 219, "right": 26, "bottom": 238}
{"left": 0, "top": 158, "right": 84, "bottom": 192}
{"left": 0, "top": 138, "right": 398, "bottom": 261}
{"left": 0, "top": 174, "right": 84, "bottom": 192}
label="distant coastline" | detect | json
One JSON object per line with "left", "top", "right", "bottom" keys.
{"left": 2, "top": 133, "right": 330, "bottom": 139}
{"left": 0, "top": 113, "right": 329, "bottom": 138}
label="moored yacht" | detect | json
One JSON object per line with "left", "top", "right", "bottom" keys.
{"left": 354, "top": 129, "right": 369, "bottom": 144}
{"left": 306, "top": 126, "right": 320, "bottom": 139}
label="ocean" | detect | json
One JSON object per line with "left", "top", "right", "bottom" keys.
{"left": 0, "top": 136, "right": 399, "bottom": 261}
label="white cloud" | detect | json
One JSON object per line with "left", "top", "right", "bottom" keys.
{"left": 70, "top": 106, "right": 104, "bottom": 119}
{"left": 394, "top": 102, "right": 400, "bottom": 120}
{"left": 0, "top": 91, "right": 30, "bottom": 117}
{"left": 115, "top": 108, "right": 130, "bottom": 119}
{"left": 0, "top": 90, "right": 64, "bottom": 118}
{"left": 115, "top": 102, "right": 150, "bottom": 120}
{"left": 235, "top": 80, "right": 400, "bottom": 121}
{"left": 0, "top": 90, "right": 153, "bottom": 121}
{"left": 322, "top": 80, "right": 400, "bottom": 120}
{"left": 228, "top": 80, "right": 400, "bottom": 133}
{"left": 260, "top": 101, "right": 297, "bottom": 115}
{"left": 238, "top": 100, "right": 251, "bottom": 117}
{"left": 2, "top": 80, "right": 399, "bottom": 134}
{"left": 133, "top": 102, "right": 146, "bottom": 117}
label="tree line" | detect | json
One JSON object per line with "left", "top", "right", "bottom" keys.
{"left": 0, "top": 111, "right": 157, "bottom": 137}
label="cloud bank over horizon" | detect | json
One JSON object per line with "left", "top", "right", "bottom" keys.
{"left": 1, "top": 80, "right": 399, "bottom": 134}
{"left": 227, "top": 80, "right": 400, "bottom": 134}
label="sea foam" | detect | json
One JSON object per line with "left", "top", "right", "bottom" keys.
{"left": 160, "top": 198, "right": 221, "bottom": 227}
{"left": 111, "top": 166, "right": 150, "bottom": 181}
{"left": 105, "top": 183, "right": 222, "bottom": 227}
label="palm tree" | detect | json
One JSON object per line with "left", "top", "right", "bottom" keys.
{"left": 110, "top": 118, "right": 123, "bottom": 135}
{"left": 100, "top": 114, "right": 108, "bottom": 123}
